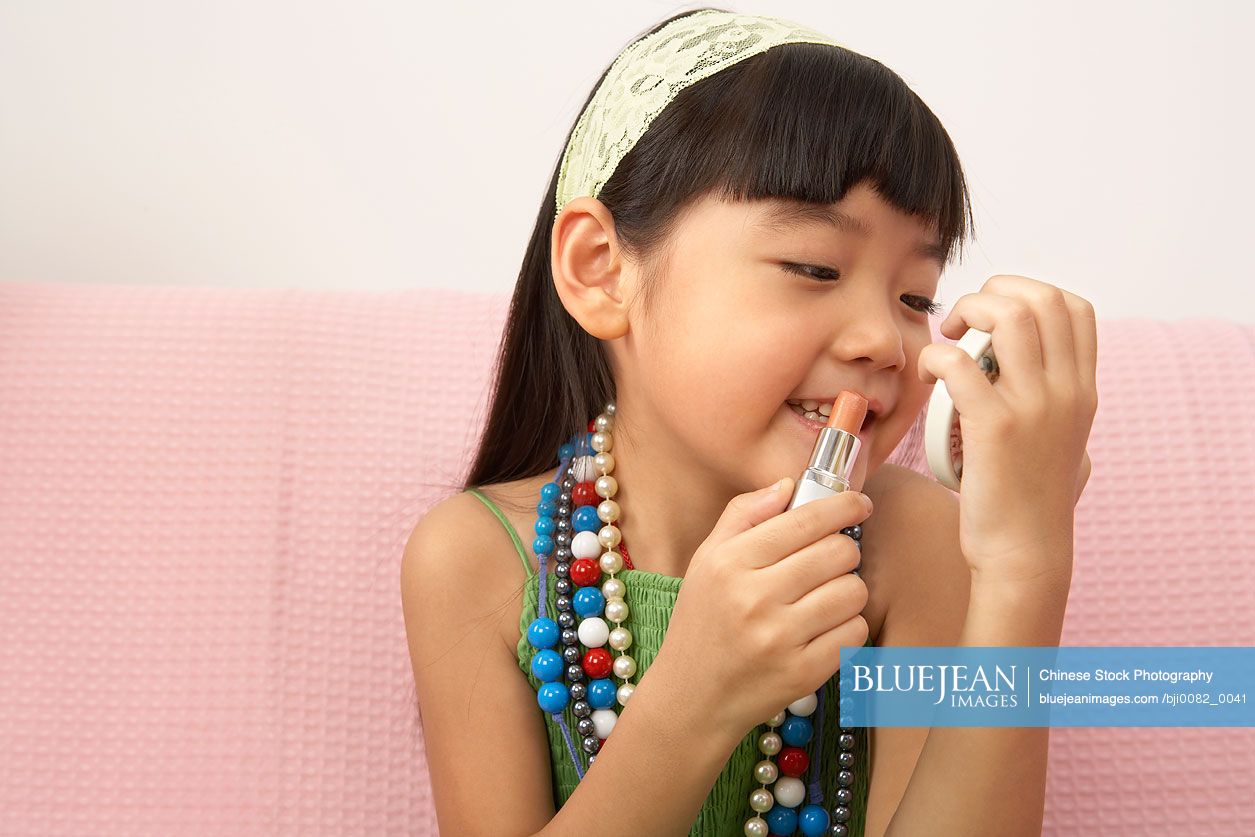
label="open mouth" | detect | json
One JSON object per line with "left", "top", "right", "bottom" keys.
{"left": 785, "top": 399, "right": 877, "bottom": 430}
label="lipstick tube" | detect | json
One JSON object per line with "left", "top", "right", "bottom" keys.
{"left": 786, "top": 390, "right": 868, "bottom": 511}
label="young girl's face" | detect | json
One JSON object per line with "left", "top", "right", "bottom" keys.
{"left": 609, "top": 180, "right": 944, "bottom": 494}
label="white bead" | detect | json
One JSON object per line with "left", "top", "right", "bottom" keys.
{"left": 597, "top": 499, "right": 620, "bottom": 523}
{"left": 591, "top": 431, "right": 612, "bottom": 453}
{"left": 594, "top": 414, "right": 614, "bottom": 433}
{"left": 601, "top": 578, "right": 625, "bottom": 599}
{"left": 616, "top": 682, "right": 634, "bottom": 706}
{"left": 772, "top": 776, "right": 806, "bottom": 808}
{"left": 608, "top": 626, "right": 633, "bottom": 651}
{"left": 765, "top": 710, "right": 787, "bottom": 727}
{"left": 597, "top": 524, "right": 621, "bottom": 549}
{"left": 749, "top": 787, "right": 774, "bottom": 813}
{"left": 787, "top": 693, "right": 818, "bottom": 717}
{"left": 577, "top": 616, "right": 609, "bottom": 647}
{"left": 595, "top": 474, "right": 618, "bottom": 499}
{"left": 599, "top": 550, "right": 624, "bottom": 574}
{"left": 591, "top": 708, "right": 617, "bottom": 738}
{"left": 593, "top": 451, "right": 615, "bottom": 475}
{"left": 743, "top": 816, "right": 769, "bottom": 837}
{"left": 753, "top": 759, "right": 778, "bottom": 784}
{"left": 757, "top": 731, "right": 782, "bottom": 756}
{"left": 571, "top": 530, "right": 601, "bottom": 559}
{"left": 612, "top": 653, "right": 636, "bottom": 679}
{"left": 573, "top": 455, "right": 598, "bottom": 482}
{"left": 604, "top": 596, "right": 628, "bottom": 623}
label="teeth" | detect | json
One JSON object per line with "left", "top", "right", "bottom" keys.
{"left": 801, "top": 399, "right": 819, "bottom": 412}
{"left": 817, "top": 402, "right": 832, "bottom": 417}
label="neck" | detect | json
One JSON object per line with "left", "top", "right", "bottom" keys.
{"left": 599, "top": 403, "right": 736, "bottom": 580}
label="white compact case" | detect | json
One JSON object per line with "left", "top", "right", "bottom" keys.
{"left": 923, "top": 327, "right": 999, "bottom": 491}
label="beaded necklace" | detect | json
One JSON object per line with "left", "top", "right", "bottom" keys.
{"left": 525, "top": 402, "right": 866, "bottom": 836}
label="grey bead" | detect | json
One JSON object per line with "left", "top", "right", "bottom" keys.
{"left": 832, "top": 806, "right": 851, "bottom": 824}
{"left": 556, "top": 518, "right": 571, "bottom": 533}
{"left": 836, "top": 770, "right": 854, "bottom": 788}
{"left": 556, "top": 547, "right": 571, "bottom": 560}
{"left": 557, "top": 611, "right": 576, "bottom": 629}
{"left": 556, "top": 533, "right": 570, "bottom": 547}
{"left": 572, "top": 699, "right": 591, "bottom": 717}
{"left": 588, "top": 753, "right": 597, "bottom": 766}
{"left": 555, "top": 561, "right": 571, "bottom": 577}
{"left": 577, "top": 717, "right": 596, "bottom": 737}
{"left": 568, "top": 684, "right": 587, "bottom": 704}
{"left": 581, "top": 735, "right": 600, "bottom": 754}
{"left": 560, "top": 628, "right": 579, "bottom": 646}
{"left": 846, "top": 524, "right": 862, "bottom": 540}
{"left": 833, "top": 788, "right": 852, "bottom": 806}
{"left": 556, "top": 595, "right": 571, "bottom": 611}
{"left": 566, "top": 665, "right": 585, "bottom": 683}
{"left": 563, "top": 645, "right": 582, "bottom": 665}
{"left": 561, "top": 477, "right": 574, "bottom": 490}
{"left": 838, "top": 733, "right": 855, "bottom": 750}
{"left": 829, "top": 824, "right": 848, "bottom": 837}
{"left": 837, "top": 751, "right": 855, "bottom": 769}
{"left": 555, "top": 578, "right": 573, "bottom": 596}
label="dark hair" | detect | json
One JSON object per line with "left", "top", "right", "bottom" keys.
{"left": 463, "top": 7, "right": 975, "bottom": 506}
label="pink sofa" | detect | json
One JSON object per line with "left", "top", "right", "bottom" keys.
{"left": 1, "top": 280, "right": 1251, "bottom": 835}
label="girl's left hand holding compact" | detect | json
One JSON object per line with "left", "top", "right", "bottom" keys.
{"left": 917, "top": 274, "right": 1098, "bottom": 590}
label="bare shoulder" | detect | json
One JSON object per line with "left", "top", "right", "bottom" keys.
{"left": 400, "top": 481, "right": 557, "bottom": 834}
{"left": 403, "top": 476, "right": 546, "bottom": 655}
{"left": 858, "top": 463, "right": 965, "bottom": 643}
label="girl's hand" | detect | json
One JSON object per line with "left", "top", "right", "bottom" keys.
{"left": 649, "top": 480, "right": 873, "bottom": 737}
{"left": 917, "top": 274, "right": 1098, "bottom": 588}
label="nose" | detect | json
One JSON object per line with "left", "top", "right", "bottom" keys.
{"left": 826, "top": 283, "right": 908, "bottom": 371}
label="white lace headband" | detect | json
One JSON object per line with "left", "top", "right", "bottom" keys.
{"left": 554, "top": 9, "right": 843, "bottom": 221}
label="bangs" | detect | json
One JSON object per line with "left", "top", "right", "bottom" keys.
{"left": 629, "top": 40, "right": 974, "bottom": 266}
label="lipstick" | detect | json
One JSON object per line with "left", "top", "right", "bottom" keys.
{"left": 786, "top": 390, "right": 867, "bottom": 511}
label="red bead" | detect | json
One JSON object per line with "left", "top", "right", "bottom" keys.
{"left": 778, "top": 745, "right": 809, "bottom": 777}
{"left": 587, "top": 418, "right": 597, "bottom": 432}
{"left": 572, "top": 481, "right": 598, "bottom": 507}
{"left": 583, "top": 648, "right": 613, "bottom": 678}
{"left": 570, "top": 558, "right": 601, "bottom": 586}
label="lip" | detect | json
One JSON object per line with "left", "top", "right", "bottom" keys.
{"left": 784, "top": 401, "right": 875, "bottom": 447}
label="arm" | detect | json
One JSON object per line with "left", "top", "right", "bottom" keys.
{"left": 863, "top": 474, "right": 1068, "bottom": 837}
{"left": 402, "top": 494, "right": 744, "bottom": 837}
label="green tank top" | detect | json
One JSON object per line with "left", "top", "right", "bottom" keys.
{"left": 466, "top": 487, "right": 872, "bottom": 836}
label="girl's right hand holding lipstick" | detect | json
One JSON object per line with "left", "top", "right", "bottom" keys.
{"left": 648, "top": 477, "right": 873, "bottom": 739}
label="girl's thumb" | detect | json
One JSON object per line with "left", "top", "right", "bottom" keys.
{"left": 710, "top": 477, "right": 793, "bottom": 541}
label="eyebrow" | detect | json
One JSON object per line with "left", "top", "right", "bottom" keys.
{"left": 754, "top": 202, "right": 949, "bottom": 268}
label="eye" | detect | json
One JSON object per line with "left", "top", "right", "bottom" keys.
{"left": 780, "top": 263, "right": 944, "bottom": 316}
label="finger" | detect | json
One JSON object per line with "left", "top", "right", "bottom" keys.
{"left": 740, "top": 490, "right": 872, "bottom": 571}
{"left": 762, "top": 530, "right": 862, "bottom": 604}
{"left": 981, "top": 274, "right": 1079, "bottom": 389}
{"left": 791, "top": 572, "right": 868, "bottom": 647}
{"left": 917, "top": 341, "right": 1007, "bottom": 425}
{"left": 804, "top": 611, "right": 869, "bottom": 672}
{"left": 707, "top": 476, "right": 796, "bottom": 545}
{"left": 1061, "top": 291, "right": 1098, "bottom": 397}
{"left": 937, "top": 289, "right": 1045, "bottom": 402}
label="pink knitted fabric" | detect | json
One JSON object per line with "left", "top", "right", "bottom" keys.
{"left": 0, "top": 280, "right": 1251, "bottom": 835}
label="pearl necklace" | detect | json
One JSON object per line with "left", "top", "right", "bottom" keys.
{"left": 524, "top": 402, "right": 864, "bottom": 836}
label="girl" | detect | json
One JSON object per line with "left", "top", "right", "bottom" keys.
{"left": 403, "top": 8, "right": 1096, "bottom": 836}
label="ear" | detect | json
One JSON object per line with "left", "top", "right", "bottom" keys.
{"left": 550, "top": 197, "right": 631, "bottom": 340}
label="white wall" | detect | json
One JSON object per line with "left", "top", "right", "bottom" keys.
{"left": 1, "top": 1, "right": 1250, "bottom": 322}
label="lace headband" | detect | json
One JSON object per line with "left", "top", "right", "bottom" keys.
{"left": 554, "top": 9, "right": 842, "bottom": 221}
